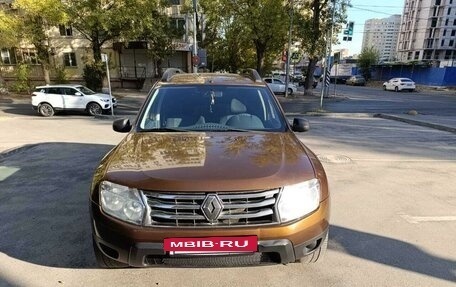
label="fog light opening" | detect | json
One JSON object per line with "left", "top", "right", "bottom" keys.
{"left": 99, "top": 242, "right": 119, "bottom": 259}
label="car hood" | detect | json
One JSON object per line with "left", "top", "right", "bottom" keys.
{"left": 103, "top": 132, "right": 316, "bottom": 191}
{"left": 92, "top": 93, "right": 114, "bottom": 100}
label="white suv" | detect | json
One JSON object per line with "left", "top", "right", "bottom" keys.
{"left": 31, "top": 84, "right": 117, "bottom": 117}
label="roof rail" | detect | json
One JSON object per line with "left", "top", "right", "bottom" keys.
{"left": 239, "top": 69, "right": 262, "bottom": 83}
{"left": 161, "top": 68, "right": 185, "bottom": 82}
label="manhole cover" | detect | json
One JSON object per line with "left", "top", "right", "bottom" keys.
{"left": 317, "top": 154, "right": 353, "bottom": 164}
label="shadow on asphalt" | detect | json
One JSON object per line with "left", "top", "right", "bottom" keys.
{"left": 0, "top": 142, "right": 455, "bottom": 281}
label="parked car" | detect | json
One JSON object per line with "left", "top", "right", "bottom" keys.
{"left": 383, "top": 78, "right": 416, "bottom": 92}
{"left": 90, "top": 68, "right": 330, "bottom": 268}
{"left": 263, "top": 77, "right": 298, "bottom": 95}
{"left": 345, "top": 75, "right": 366, "bottom": 86}
{"left": 31, "top": 84, "right": 117, "bottom": 117}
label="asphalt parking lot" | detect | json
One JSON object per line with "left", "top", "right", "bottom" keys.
{"left": 0, "top": 91, "right": 455, "bottom": 286}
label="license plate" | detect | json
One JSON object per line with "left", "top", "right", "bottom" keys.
{"left": 164, "top": 236, "right": 258, "bottom": 255}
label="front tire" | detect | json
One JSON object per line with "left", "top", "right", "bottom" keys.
{"left": 395, "top": 86, "right": 399, "bottom": 92}
{"left": 87, "top": 103, "right": 102, "bottom": 116}
{"left": 287, "top": 88, "right": 293, "bottom": 95}
{"left": 383, "top": 85, "right": 387, "bottom": 91}
{"left": 38, "top": 103, "right": 54, "bottom": 117}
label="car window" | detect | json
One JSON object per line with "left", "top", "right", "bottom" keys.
{"left": 401, "top": 79, "right": 412, "bottom": 82}
{"left": 264, "top": 79, "right": 272, "bottom": 83}
{"left": 138, "top": 85, "right": 287, "bottom": 132}
{"left": 273, "top": 79, "right": 283, "bottom": 84}
{"left": 75, "top": 86, "right": 96, "bottom": 95}
{"left": 62, "top": 88, "right": 78, "bottom": 95}
{"left": 47, "top": 88, "right": 63, "bottom": 94}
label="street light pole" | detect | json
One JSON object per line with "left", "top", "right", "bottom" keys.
{"left": 285, "top": 0, "right": 294, "bottom": 98}
{"left": 192, "top": 0, "right": 198, "bottom": 74}
{"left": 320, "top": 0, "right": 337, "bottom": 109}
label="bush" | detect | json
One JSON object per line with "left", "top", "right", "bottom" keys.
{"left": 83, "top": 63, "right": 105, "bottom": 92}
{"left": 13, "top": 63, "right": 31, "bottom": 93}
{"left": 54, "top": 65, "right": 68, "bottom": 83}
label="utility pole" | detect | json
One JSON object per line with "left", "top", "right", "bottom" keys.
{"left": 320, "top": 0, "right": 336, "bottom": 109}
{"left": 285, "top": 0, "right": 294, "bottom": 98}
{"left": 192, "top": 0, "right": 198, "bottom": 73}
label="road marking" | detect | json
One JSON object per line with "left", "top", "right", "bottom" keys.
{"left": 400, "top": 215, "right": 456, "bottom": 224}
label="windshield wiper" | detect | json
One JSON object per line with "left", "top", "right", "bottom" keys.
{"left": 140, "top": 127, "right": 189, "bottom": 132}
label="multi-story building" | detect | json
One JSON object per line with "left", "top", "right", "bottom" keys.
{"left": 0, "top": 0, "right": 195, "bottom": 88}
{"left": 397, "top": 0, "right": 456, "bottom": 65}
{"left": 362, "top": 15, "right": 401, "bottom": 62}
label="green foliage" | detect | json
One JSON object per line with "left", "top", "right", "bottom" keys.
{"left": 358, "top": 46, "right": 379, "bottom": 80}
{"left": 83, "top": 63, "right": 105, "bottom": 92}
{"left": 200, "top": 0, "right": 288, "bottom": 75}
{"left": 13, "top": 64, "right": 31, "bottom": 93}
{"left": 54, "top": 65, "right": 68, "bottom": 84}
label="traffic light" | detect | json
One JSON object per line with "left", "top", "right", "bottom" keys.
{"left": 343, "top": 21, "right": 354, "bottom": 41}
{"left": 348, "top": 21, "right": 354, "bottom": 36}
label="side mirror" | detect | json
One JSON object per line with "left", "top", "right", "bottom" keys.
{"left": 75, "top": 92, "right": 82, "bottom": 96}
{"left": 113, "top": 118, "right": 132, "bottom": 133}
{"left": 292, "top": 118, "right": 310, "bottom": 132}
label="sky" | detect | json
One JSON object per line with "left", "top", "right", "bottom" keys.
{"left": 333, "top": 0, "right": 405, "bottom": 55}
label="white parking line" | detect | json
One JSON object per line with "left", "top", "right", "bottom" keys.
{"left": 400, "top": 214, "right": 456, "bottom": 224}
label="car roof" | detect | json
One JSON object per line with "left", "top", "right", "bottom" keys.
{"left": 155, "top": 70, "right": 267, "bottom": 88}
{"left": 35, "top": 84, "right": 84, "bottom": 89}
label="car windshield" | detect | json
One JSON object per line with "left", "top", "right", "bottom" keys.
{"left": 75, "top": 86, "right": 96, "bottom": 95}
{"left": 138, "top": 85, "right": 287, "bottom": 132}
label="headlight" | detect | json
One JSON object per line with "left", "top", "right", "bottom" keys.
{"left": 101, "top": 98, "right": 110, "bottom": 102}
{"left": 100, "top": 181, "right": 145, "bottom": 225}
{"left": 277, "top": 179, "right": 320, "bottom": 223}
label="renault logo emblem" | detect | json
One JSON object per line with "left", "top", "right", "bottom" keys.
{"left": 201, "top": 194, "right": 223, "bottom": 223}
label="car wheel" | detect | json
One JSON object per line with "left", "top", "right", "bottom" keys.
{"left": 298, "top": 233, "right": 328, "bottom": 263}
{"left": 38, "top": 103, "right": 54, "bottom": 117}
{"left": 287, "top": 88, "right": 293, "bottom": 95}
{"left": 93, "top": 240, "right": 129, "bottom": 268}
{"left": 395, "top": 86, "right": 399, "bottom": 92}
{"left": 383, "top": 85, "right": 387, "bottom": 91}
{"left": 88, "top": 103, "right": 102, "bottom": 116}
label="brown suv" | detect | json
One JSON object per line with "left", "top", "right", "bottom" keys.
{"left": 90, "top": 69, "right": 329, "bottom": 267}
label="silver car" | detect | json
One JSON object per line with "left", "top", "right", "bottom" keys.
{"left": 263, "top": 78, "right": 298, "bottom": 95}
{"left": 383, "top": 78, "right": 416, "bottom": 92}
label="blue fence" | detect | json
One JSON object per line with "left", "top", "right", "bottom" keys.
{"left": 371, "top": 65, "right": 456, "bottom": 87}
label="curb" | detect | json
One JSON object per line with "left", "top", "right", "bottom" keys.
{"left": 374, "top": 114, "right": 456, "bottom": 134}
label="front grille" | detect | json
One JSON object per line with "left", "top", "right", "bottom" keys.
{"left": 142, "top": 189, "right": 280, "bottom": 227}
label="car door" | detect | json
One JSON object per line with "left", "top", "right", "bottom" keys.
{"left": 45, "top": 87, "right": 64, "bottom": 109}
{"left": 61, "top": 87, "right": 84, "bottom": 109}
{"left": 264, "top": 78, "right": 277, "bottom": 93}
{"left": 273, "top": 79, "right": 285, "bottom": 93}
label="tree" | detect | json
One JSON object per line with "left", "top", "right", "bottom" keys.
{"left": 0, "top": 0, "right": 67, "bottom": 84}
{"left": 358, "top": 46, "right": 379, "bottom": 80}
{"left": 294, "top": 0, "right": 349, "bottom": 91}
{"left": 201, "top": 0, "right": 288, "bottom": 75}
{"left": 63, "top": 0, "right": 172, "bottom": 77}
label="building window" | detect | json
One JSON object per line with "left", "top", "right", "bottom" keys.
{"left": 454, "top": 19, "right": 456, "bottom": 26}
{"left": 59, "top": 25, "right": 73, "bottom": 36}
{"left": 443, "top": 29, "right": 447, "bottom": 36}
{"left": 450, "top": 40, "right": 455, "bottom": 47}
{"left": 435, "top": 0, "right": 441, "bottom": 5}
{"left": 22, "top": 49, "right": 39, "bottom": 65}
{"left": 1, "top": 48, "right": 13, "bottom": 64}
{"left": 169, "top": 0, "right": 180, "bottom": 4}
{"left": 445, "top": 19, "right": 449, "bottom": 25}
{"left": 441, "top": 39, "right": 445, "bottom": 47}
{"left": 169, "top": 17, "right": 186, "bottom": 38}
{"left": 452, "top": 30, "right": 456, "bottom": 36}
{"left": 448, "top": 8, "right": 451, "bottom": 15}
{"left": 63, "top": 52, "right": 77, "bottom": 67}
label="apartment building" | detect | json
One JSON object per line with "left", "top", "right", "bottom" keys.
{"left": 0, "top": 0, "right": 194, "bottom": 87}
{"left": 362, "top": 15, "right": 402, "bottom": 62}
{"left": 397, "top": 0, "right": 456, "bottom": 65}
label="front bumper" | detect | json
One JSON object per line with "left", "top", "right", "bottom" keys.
{"left": 93, "top": 229, "right": 328, "bottom": 267}
{"left": 91, "top": 198, "right": 330, "bottom": 267}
